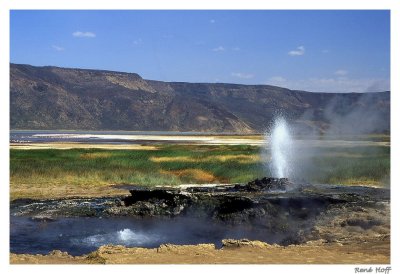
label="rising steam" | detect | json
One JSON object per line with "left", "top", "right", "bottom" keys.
{"left": 267, "top": 117, "right": 294, "bottom": 178}
{"left": 263, "top": 92, "right": 389, "bottom": 185}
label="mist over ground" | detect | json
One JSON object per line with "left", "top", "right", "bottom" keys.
{"left": 264, "top": 93, "right": 390, "bottom": 186}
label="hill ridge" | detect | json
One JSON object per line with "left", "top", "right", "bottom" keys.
{"left": 10, "top": 63, "right": 390, "bottom": 133}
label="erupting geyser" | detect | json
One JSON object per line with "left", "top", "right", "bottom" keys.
{"left": 268, "top": 117, "right": 294, "bottom": 178}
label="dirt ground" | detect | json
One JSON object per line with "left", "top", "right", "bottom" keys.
{"left": 10, "top": 238, "right": 390, "bottom": 264}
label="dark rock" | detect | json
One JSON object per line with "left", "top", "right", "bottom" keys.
{"left": 235, "top": 177, "right": 292, "bottom": 192}
{"left": 343, "top": 218, "right": 384, "bottom": 230}
{"left": 9, "top": 180, "right": 390, "bottom": 247}
{"left": 123, "top": 189, "right": 189, "bottom": 207}
{"left": 217, "top": 196, "right": 254, "bottom": 214}
{"left": 122, "top": 189, "right": 191, "bottom": 217}
{"left": 119, "top": 178, "right": 294, "bottom": 219}
{"left": 31, "top": 215, "right": 56, "bottom": 222}
{"left": 279, "top": 234, "right": 306, "bottom": 246}
{"left": 184, "top": 177, "right": 292, "bottom": 193}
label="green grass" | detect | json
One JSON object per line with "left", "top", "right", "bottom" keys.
{"left": 10, "top": 144, "right": 390, "bottom": 199}
{"left": 289, "top": 145, "right": 390, "bottom": 187}
{"left": 10, "top": 145, "right": 264, "bottom": 199}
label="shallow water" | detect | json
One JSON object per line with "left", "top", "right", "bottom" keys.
{"left": 10, "top": 216, "right": 283, "bottom": 256}
{"left": 10, "top": 130, "right": 205, "bottom": 144}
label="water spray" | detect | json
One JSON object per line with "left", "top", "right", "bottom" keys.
{"left": 267, "top": 117, "right": 294, "bottom": 179}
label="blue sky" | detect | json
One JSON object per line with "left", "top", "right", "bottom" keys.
{"left": 10, "top": 10, "right": 390, "bottom": 93}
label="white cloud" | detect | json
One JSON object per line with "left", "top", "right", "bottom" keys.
{"left": 72, "top": 31, "right": 96, "bottom": 38}
{"left": 212, "top": 46, "right": 225, "bottom": 52}
{"left": 51, "top": 45, "right": 64, "bottom": 51}
{"left": 232, "top": 72, "right": 254, "bottom": 79}
{"left": 288, "top": 46, "right": 305, "bottom": 56}
{"left": 210, "top": 19, "right": 216, "bottom": 24}
{"left": 322, "top": 49, "right": 330, "bottom": 54}
{"left": 232, "top": 47, "right": 240, "bottom": 51}
{"left": 133, "top": 38, "right": 143, "bottom": 45}
{"left": 334, "top": 70, "right": 348, "bottom": 76}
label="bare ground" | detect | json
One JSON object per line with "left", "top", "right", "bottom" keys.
{"left": 10, "top": 238, "right": 389, "bottom": 264}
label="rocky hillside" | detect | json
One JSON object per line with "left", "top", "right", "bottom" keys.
{"left": 10, "top": 63, "right": 390, "bottom": 133}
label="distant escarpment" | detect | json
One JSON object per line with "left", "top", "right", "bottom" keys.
{"left": 10, "top": 63, "right": 390, "bottom": 133}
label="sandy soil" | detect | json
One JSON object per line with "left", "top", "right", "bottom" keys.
{"left": 10, "top": 239, "right": 389, "bottom": 264}
{"left": 10, "top": 184, "right": 129, "bottom": 200}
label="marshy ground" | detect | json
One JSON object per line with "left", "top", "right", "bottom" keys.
{"left": 9, "top": 134, "right": 391, "bottom": 264}
{"left": 10, "top": 135, "right": 389, "bottom": 200}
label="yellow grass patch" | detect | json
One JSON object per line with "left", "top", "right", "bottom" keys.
{"left": 151, "top": 156, "right": 193, "bottom": 162}
{"left": 339, "top": 179, "right": 383, "bottom": 187}
{"left": 10, "top": 183, "right": 127, "bottom": 200}
{"left": 161, "top": 169, "right": 220, "bottom": 183}
{"left": 150, "top": 154, "right": 260, "bottom": 164}
{"left": 80, "top": 152, "right": 114, "bottom": 159}
{"left": 212, "top": 155, "right": 261, "bottom": 163}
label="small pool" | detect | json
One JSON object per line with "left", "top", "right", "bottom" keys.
{"left": 10, "top": 216, "right": 284, "bottom": 256}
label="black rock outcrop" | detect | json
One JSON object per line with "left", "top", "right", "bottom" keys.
{"left": 10, "top": 179, "right": 390, "bottom": 246}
